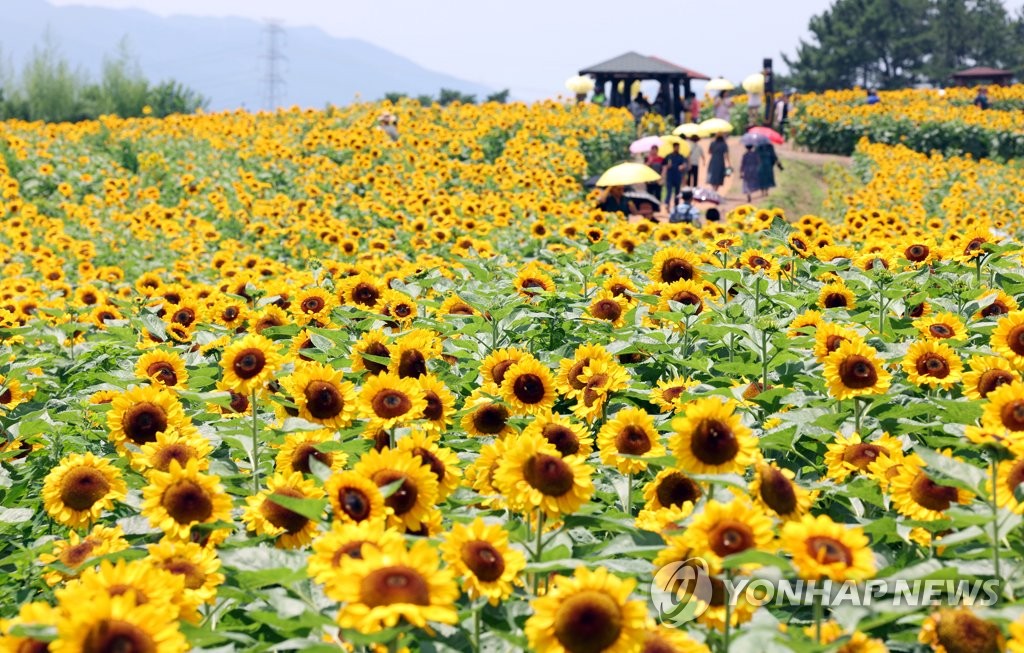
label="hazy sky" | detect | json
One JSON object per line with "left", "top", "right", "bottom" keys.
{"left": 44, "top": 0, "right": 1024, "bottom": 100}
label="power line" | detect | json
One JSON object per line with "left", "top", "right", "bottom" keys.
{"left": 260, "top": 19, "right": 287, "bottom": 111}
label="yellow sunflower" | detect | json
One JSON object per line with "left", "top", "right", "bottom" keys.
{"left": 387, "top": 328, "right": 441, "bottom": 379}
{"left": 440, "top": 517, "right": 526, "bottom": 606}
{"left": 596, "top": 407, "right": 665, "bottom": 474}
{"left": 330, "top": 538, "right": 459, "bottom": 633}
{"left": 465, "top": 439, "right": 508, "bottom": 509}
{"left": 992, "top": 453, "right": 1024, "bottom": 514}
{"left": 132, "top": 424, "right": 213, "bottom": 473}
{"left": 914, "top": 312, "right": 968, "bottom": 341}
{"left": 135, "top": 349, "right": 189, "bottom": 389}
{"left": 521, "top": 412, "right": 594, "bottom": 458}
{"left": 818, "top": 282, "right": 855, "bottom": 310}
{"left": 823, "top": 340, "right": 891, "bottom": 400}
{"left": 307, "top": 518, "right": 403, "bottom": 590}
{"left": 353, "top": 447, "right": 439, "bottom": 532}
{"left": 417, "top": 373, "right": 456, "bottom": 432}
{"left": 500, "top": 357, "right": 557, "bottom": 416}
{"left": 525, "top": 566, "right": 647, "bottom": 653}
{"left": 680, "top": 498, "right": 775, "bottom": 573}
{"left": 902, "top": 340, "right": 963, "bottom": 389}
{"left": 460, "top": 392, "right": 515, "bottom": 438}
{"left": 651, "top": 376, "right": 700, "bottom": 412}
{"left": 889, "top": 453, "right": 974, "bottom": 521}
{"left": 812, "top": 322, "right": 862, "bottom": 363}
{"left": 642, "top": 626, "right": 711, "bottom": 653}
{"left": 571, "top": 358, "right": 630, "bottom": 423}
{"left": 975, "top": 289, "right": 1018, "bottom": 321}
{"left": 514, "top": 267, "right": 556, "bottom": 298}
{"left": 281, "top": 361, "right": 357, "bottom": 428}
{"left": 38, "top": 524, "right": 129, "bottom": 586}
{"left": 650, "top": 247, "right": 702, "bottom": 284}
{"left": 750, "top": 460, "right": 816, "bottom": 520}
{"left": 642, "top": 468, "right": 703, "bottom": 515}
{"left": 787, "top": 309, "right": 824, "bottom": 337}
{"left": 396, "top": 429, "right": 461, "bottom": 500}
{"left": 780, "top": 514, "right": 875, "bottom": 581}
{"left": 587, "top": 290, "right": 629, "bottom": 327}
{"left": 274, "top": 429, "right": 348, "bottom": 476}
{"left": 357, "top": 371, "right": 427, "bottom": 430}
{"left": 146, "top": 538, "right": 226, "bottom": 606}
{"left": 324, "top": 470, "right": 390, "bottom": 525}
{"left": 141, "top": 459, "right": 233, "bottom": 540}
{"left": 242, "top": 471, "right": 325, "bottom": 549}
{"left": 495, "top": 432, "right": 594, "bottom": 519}
{"left": 350, "top": 328, "right": 391, "bottom": 375}
{"left": 106, "top": 384, "right": 186, "bottom": 449}
{"left": 0, "top": 602, "right": 60, "bottom": 653}
{"left": 0, "top": 376, "right": 27, "bottom": 412}
{"left": 919, "top": 607, "right": 1004, "bottom": 653}
{"left": 479, "top": 347, "right": 530, "bottom": 393}
{"left": 982, "top": 380, "right": 1024, "bottom": 434}
{"left": 962, "top": 355, "right": 1020, "bottom": 400}
{"left": 290, "top": 286, "right": 337, "bottom": 326}
{"left": 55, "top": 558, "right": 195, "bottom": 623}
{"left": 220, "top": 332, "right": 283, "bottom": 395}
{"left": 656, "top": 278, "right": 706, "bottom": 320}
{"left": 42, "top": 452, "right": 126, "bottom": 528}
{"left": 823, "top": 431, "right": 903, "bottom": 482}
{"left": 992, "top": 311, "right": 1024, "bottom": 369}
{"left": 670, "top": 397, "right": 757, "bottom": 475}
{"left": 51, "top": 593, "right": 189, "bottom": 653}
{"left": 554, "top": 343, "right": 615, "bottom": 399}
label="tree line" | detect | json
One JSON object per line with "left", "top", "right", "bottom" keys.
{"left": 0, "top": 36, "right": 207, "bottom": 123}
{"left": 384, "top": 88, "right": 511, "bottom": 107}
{"left": 784, "top": 0, "right": 1024, "bottom": 91}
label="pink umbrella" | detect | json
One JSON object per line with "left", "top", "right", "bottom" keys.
{"left": 629, "top": 135, "right": 662, "bottom": 154}
{"left": 747, "top": 126, "right": 784, "bottom": 144}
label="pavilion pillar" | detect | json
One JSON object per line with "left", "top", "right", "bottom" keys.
{"left": 669, "top": 77, "right": 681, "bottom": 124}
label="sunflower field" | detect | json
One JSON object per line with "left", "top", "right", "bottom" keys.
{"left": 0, "top": 97, "right": 1023, "bottom": 653}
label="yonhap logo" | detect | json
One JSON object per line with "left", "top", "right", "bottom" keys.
{"left": 650, "top": 558, "right": 714, "bottom": 625}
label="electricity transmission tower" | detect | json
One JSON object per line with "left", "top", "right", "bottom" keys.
{"left": 260, "top": 19, "right": 286, "bottom": 110}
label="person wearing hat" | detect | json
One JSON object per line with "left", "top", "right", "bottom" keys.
{"left": 378, "top": 113, "right": 399, "bottom": 141}
{"left": 596, "top": 186, "right": 637, "bottom": 217}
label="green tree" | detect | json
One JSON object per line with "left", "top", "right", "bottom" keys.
{"left": 19, "top": 31, "right": 84, "bottom": 122}
{"left": 437, "top": 87, "right": 476, "bottom": 106}
{"left": 485, "top": 89, "right": 510, "bottom": 103}
{"left": 922, "top": 0, "right": 1015, "bottom": 83}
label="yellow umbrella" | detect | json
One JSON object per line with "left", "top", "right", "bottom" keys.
{"left": 705, "top": 77, "right": 735, "bottom": 92}
{"left": 699, "top": 118, "right": 733, "bottom": 137}
{"left": 565, "top": 75, "right": 595, "bottom": 95}
{"left": 673, "top": 123, "right": 703, "bottom": 138}
{"left": 595, "top": 162, "right": 661, "bottom": 187}
{"left": 657, "top": 135, "right": 692, "bottom": 157}
{"left": 742, "top": 73, "right": 765, "bottom": 94}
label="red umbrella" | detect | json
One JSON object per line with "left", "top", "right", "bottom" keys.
{"left": 747, "top": 126, "right": 785, "bottom": 144}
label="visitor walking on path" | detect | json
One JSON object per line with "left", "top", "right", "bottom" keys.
{"left": 706, "top": 134, "right": 731, "bottom": 192}
{"left": 644, "top": 145, "right": 664, "bottom": 200}
{"left": 756, "top": 142, "right": 783, "bottom": 197}
{"left": 685, "top": 135, "right": 703, "bottom": 188}
{"left": 661, "top": 142, "right": 687, "bottom": 210}
{"left": 740, "top": 144, "right": 761, "bottom": 203}
{"left": 714, "top": 91, "right": 733, "bottom": 120}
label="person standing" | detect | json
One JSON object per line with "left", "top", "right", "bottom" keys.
{"left": 644, "top": 145, "right": 664, "bottom": 199}
{"left": 661, "top": 142, "right": 687, "bottom": 210}
{"left": 687, "top": 93, "right": 701, "bottom": 123}
{"left": 774, "top": 92, "right": 790, "bottom": 134}
{"left": 755, "top": 142, "right": 783, "bottom": 197}
{"left": 685, "top": 135, "right": 704, "bottom": 188}
{"left": 706, "top": 134, "right": 731, "bottom": 192}
{"left": 740, "top": 144, "right": 761, "bottom": 203}
{"left": 714, "top": 91, "right": 733, "bottom": 120}
{"left": 865, "top": 89, "right": 880, "bottom": 105}
{"left": 746, "top": 91, "right": 762, "bottom": 127}
{"left": 974, "top": 87, "right": 990, "bottom": 110}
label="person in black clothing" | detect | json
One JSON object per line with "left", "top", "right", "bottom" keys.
{"left": 661, "top": 142, "right": 686, "bottom": 211}
{"left": 596, "top": 186, "right": 637, "bottom": 216}
{"left": 974, "top": 87, "right": 990, "bottom": 110}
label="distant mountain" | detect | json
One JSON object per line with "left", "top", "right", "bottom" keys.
{"left": 3, "top": 0, "right": 493, "bottom": 110}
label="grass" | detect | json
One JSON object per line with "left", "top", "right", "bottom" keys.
{"left": 751, "top": 159, "right": 832, "bottom": 219}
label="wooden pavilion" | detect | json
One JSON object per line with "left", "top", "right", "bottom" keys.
{"left": 579, "top": 52, "right": 710, "bottom": 121}
{"left": 950, "top": 66, "right": 1014, "bottom": 87}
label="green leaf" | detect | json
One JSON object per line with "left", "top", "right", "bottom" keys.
{"left": 266, "top": 494, "right": 327, "bottom": 521}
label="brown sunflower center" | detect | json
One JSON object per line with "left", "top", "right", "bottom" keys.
{"left": 542, "top": 424, "right": 581, "bottom": 457}
{"left": 338, "top": 486, "right": 372, "bottom": 522}
{"left": 232, "top": 348, "right": 267, "bottom": 380}
{"left": 917, "top": 353, "right": 950, "bottom": 378}
{"left": 153, "top": 443, "right": 196, "bottom": 472}
{"left": 806, "top": 536, "right": 853, "bottom": 565}
{"left": 81, "top": 618, "right": 155, "bottom": 653}
{"left": 397, "top": 350, "right": 427, "bottom": 378}
{"left": 332, "top": 540, "right": 368, "bottom": 564}
{"left": 566, "top": 358, "right": 591, "bottom": 391}
{"left": 1007, "top": 325, "right": 1024, "bottom": 355}
{"left": 422, "top": 392, "right": 443, "bottom": 421}
{"left": 709, "top": 520, "right": 755, "bottom": 557}
{"left": 107, "top": 584, "right": 148, "bottom": 604}
{"left": 489, "top": 360, "right": 515, "bottom": 387}
{"left": 172, "top": 307, "right": 196, "bottom": 327}
{"left": 910, "top": 474, "right": 959, "bottom": 512}
{"left": 929, "top": 324, "right": 953, "bottom": 339}
{"left": 360, "top": 342, "right": 390, "bottom": 375}
{"left": 61, "top": 540, "right": 97, "bottom": 567}
{"left": 412, "top": 447, "right": 446, "bottom": 483}
{"left": 758, "top": 466, "right": 798, "bottom": 515}
{"left": 261, "top": 487, "right": 309, "bottom": 534}
{"left": 222, "top": 306, "right": 239, "bottom": 322}
{"left": 162, "top": 479, "right": 214, "bottom": 525}
{"left": 905, "top": 244, "right": 929, "bottom": 261}
{"left": 301, "top": 297, "right": 325, "bottom": 314}
{"left": 1005, "top": 460, "right": 1024, "bottom": 494}
{"left": 837, "top": 355, "right": 879, "bottom": 389}
{"left": 661, "top": 257, "right": 694, "bottom": 282}
{"left": 371, "top": 390, "right": 412, "bottom": 419}
{"left": 228, "top": 392, "right": 249, "bottom": 413}
{"left": 655, "top": 472, "right": 702, "bottom": 508}
{"left": 690, "top": 418, "right": 739, "bottom": 466}
{"left": 553, "top": 590, "right": 624, "bottom": 653}
{"left": 842, "top": 443, "right": 882, "bottom": 470}
{"left": 999, "top": 399, "right": 1024, "bottom": 431}
{"left": 591, "top": 299, "right": 622, "bottom": 321}
{"left": 824, "top": 335, "right": 847, "bottom": 353}
{"left": 908, "top": 303, "right": 926, "bottom": 318}
{"left": 522, "top": 454, "right": 575, "bottom": 497}
{"left": 146, "top": 362, "right": 178, "bottom": 386}
{"left": 461, "top": 540, "right": 506, "bottom": 582}
{"left": 304, "top": 381, "right": 345, "bottom": 419}
{"left": 614, "top": 425, "right": 652, "bottom": 456}
{"left": 122, "top": 402, "right": 168, "bottom": 445}
{"left": 512, "top": 373, "right": 546, "bottom": 404}
{"left": 0, "top": 388, "right": 12, "bottom": 404}
{"left": 372, "top": 470, "right": 418, "bottom": 516}
{"left": 748, "top": 255, "right": 770, "bottom": 269}
{"left": 59, "top": 466, "right": 111, "bottom": 511}
{"left": 823, "top": 292, "right": 849, "bottom": 308}
{"left": 472, "top": 404, "right": 509, "bottom": 435}
{"left": 964, "top": 238, "right": 986, "bottom": 255}
{"left": 669, "top": 291, "right": 702, "bottom": 312}
{"left": 161, "top": 557, "right": 204, "bottom": 590}
{"left": 936, "top": 610, "right": 1003, "bottom": 653}
{"left": 447, "top": 303, "right": 474, "bottom": 315}
{"left": 981, "top": 301, "right": 1009, "bottom": 318}
{"left": 14, "top": 639, "right": 49, "bottom": 653}
{"left": 361, "top": 566, "right": 430, "bottom": 606}
{"left": 351, "top": 283, "right": 381, "bottom": 307}
{"left": 291, "top": 442, "right": 331, "bottom": 474}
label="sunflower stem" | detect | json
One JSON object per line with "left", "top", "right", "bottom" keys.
{"left": 473, "top": 601, "right": 483, "bottom": 652}
{"left": 991, "top": 455, "right": 1002, "bottom": 601}
{"left": 532, "top": 511, "right": 545, "bottom": 595}
{"left": 722, "top": 569, "right": 732, "bottom": 653}
{"left": 624, "top": 471, "right": 633, "bottom": 516}
{"left": 251, "top": 389, "right": 260, "bottom": 494}
{"left": 854, "top": 397, "right": 863, "bottom": 434}
{"left": 813, "top": 589, "right": 824, "bottom": 644}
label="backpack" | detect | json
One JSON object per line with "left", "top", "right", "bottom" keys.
{"left": 670, "top": 203, "right": 699, "bottom": 224}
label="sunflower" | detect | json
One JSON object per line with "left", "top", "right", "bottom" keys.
{"left": 992, "top": 311, "right": 1024, "bottom": 369}
{"left": 210, "top": 297, "right": 248, "bottom": 329}
{"left": 596, "top": 407, "right": 665, "bottom": 475}
{"left": 642, "top": 468, "right": 703, "bottom": 516}
{"left": 823, "top": 431, "right": 902, "bottom": 482}
{"left": 780, "top": 514, "right": 875, "bottom": 581}
{"left": 242, "top": 471, "right": 325, "bottom": 549}
{"left": 670, "top": 397, "right": 757, "bottom": 475}
{"left": 902, "top": 340, "right": 963, "bottom": 389}
{"left": 786, "top": 309, "right": 824, "bottom": 337}
{"left": 962, "top": 355, "right": 1020, "bottom": 400}
{"left": 38, "top": 524, "right": 129, "bottom": 586}
{"left": 641, "top": 626, "right": 711, "bottom": 653}
{"left": 812, "top": 322, "right": 861, "bottom": 362}
{"left": 818, "top": 282, "right": 855, "bottom": 310}
{"left": 133, "top": 424, "right": 213, "bottom": 473}
{"left": 522, "top": 412, "right": 594, "bottom": 458}
{"left": 324, "top": 471, "right": 390, "bottom": 525}
{"left": 220, "top": 332, "right": 283, "bottom": 395}
{"left": 889, "top": 453, "right": 974, "bottom": 521}
{"left": 290, "top": 286, "right": 337, "bottom": 326}
{"left": 500, "top": 357, "right": 557, "bottom": 416}
{"left": 651, "top": 376, "right": 699, "bottom": 412}
{"left": 330, "top": 538, "right": 459, "bottom": 633}
{"left": 250, "top": 304, "right": 290, "bottom": 334}
{"left": 339, "top": 273, "right": 385, "bottom": 310}
{"left": 275, "top": 429, "right": 348, "bottom": 476}
{"left": 107, "top": 385, "right": 187, "bottom": 449}
{"left": 587, "top": 290, "right": 629, "bottom": 327}
{"left": 307, "top": 519, "right": 404, "bottom": 590}
{"left": 525, "top": 566, "right": 647, "bottom": 653}
{"left": 680, "top": 499, "right": 775, "bottom": 573}
{"left": 975, "top": 289, "right": 1018, "bottom": 320}
{"left": 0, "top": 376, "right": 27, "bottom": 412}
{"left": 603, "top": 274, "right": 639, "bottom": 300}
{"left": 416, "top": 373, "right": 456, "bottom": 432}
{"left": 395, "top": 429, "right": 460, "bottom": 500}
{"left": 914, "top": 312, "right": 968, "bottom": 341}
{"left": 281, "top": 362, "right": 357, "bottom": 428}
{"left": 350, "top": 329, "right": 392, "bottom": 375}
{"left": 823, "top": 340, "right": 891, "bottom": 400}
{"left": 650, "top": 247, "right": 702, "bottom": 284}
{"left": 436, "top": 293, "right": 479, "bottom": 318}
{"left": 357, "top": 371, "right": 427, "bottom": 430}
{"left": 353, "top": 447, "right": 439, "bottom": 531}
{"left": 135, "top": 349, "right": 189, "bottom": 389}
{"left": 479, "top": 348, "right": 529, "bottom": 393}
{"left": 51, "top": 593, "right": 189, "bottom": 653}
{"left": 571, "top": 358, "right": 631, "bottom": 423}
{"left": 554, "top": 343, "right": 616, "bottom": 399}
{"left": 992, "top": 453, "right": 1024, "bottom": 514}
{"left": 440, "top": 517, "right": 526, "bottom": 606}
{"left": 387, "top": 328, "right": 441, "bottom": 379}
{"left": 495, "top": 433, "right": 594, "bottom": 519}
{"left": 514, "top": 266, "right": 556, "bottom": 298}
{"left": 42, "top": 452, "right": 127, "bottom": 528}
{"left": 380, "top": 288, "right": 419, "bottom": 325}
{"left": 0, "top": 602, "right": 60, "bottom": 653}
{"left": 146, "top": 538, "right": 226, "bottom": 605}
{"left": 460, "top": 393, "right": 515, "bottom": 437}
{"left": 919, "top": 607, "right": 1004, "bottom": 653}
{"left": 750, "top": 460, "right": 816, "bottom": 520}
{"left": 982, "top": 380, "right": 1024, "bottom": 434}
{"left": 656, "top": 279, "right": 706, "bottom": 319}
{"left": 465, "top": 439, "right": 507, "bottom": 509}
{"left": 55, "top": 558, "right": 195, "bottom": 623}
{"left": 141, "top": 459, "right": 233, "bottom": 540}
